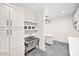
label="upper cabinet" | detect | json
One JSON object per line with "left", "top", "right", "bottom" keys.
{"left": 0, "top": 4, "right": 25, "bottom": 28}
{"left": 73, "top": 8, "right": 79, "bottom": 30}
{"left": 0, "top": 4, "right": 9, "bottom": 28}
{"left": 10, "top": 7, "right": 24, "bottom": 28}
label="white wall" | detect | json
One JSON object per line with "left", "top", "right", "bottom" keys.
{"left": 24, "top": 9, "right": 37, "bottom": 22}
{"left": 45, "top": 16, "right": 79, "bottom": 43}
{"left": 36, "top": 9, "right": 45, "bottom": 51}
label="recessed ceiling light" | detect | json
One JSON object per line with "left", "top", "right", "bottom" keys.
{"left": 62, "top": 11, "right": 65, "bottom": 14}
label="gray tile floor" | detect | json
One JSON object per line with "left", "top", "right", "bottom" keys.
{"left": 27, "top": 40, "right": 70, "bottom": 56}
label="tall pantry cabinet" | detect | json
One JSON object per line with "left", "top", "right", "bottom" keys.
{"left": 0, "top": 4, "right": 24, "bottom": 56}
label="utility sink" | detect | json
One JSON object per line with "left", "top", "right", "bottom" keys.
{"left": 45, "top": 34, "right": 53, "bottom": 45}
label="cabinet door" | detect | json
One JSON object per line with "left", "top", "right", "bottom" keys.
{"left": 10, "top": 8, "right": 24, "bottom": 28}
{"left": 0, "top": 29, "right": 9, "bottom": 56}
{"left": 0, "top": 4, "right": 9, "bottom": 28}
{"left": 10, "top": 29, "right": 24, "bottom": 56}
{"left": 10, "top": 46, "right": 24, "bottom": 56}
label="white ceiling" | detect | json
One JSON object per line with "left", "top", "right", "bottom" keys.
{"left": 10, "top": 3, "right": 79, "bottom": 18}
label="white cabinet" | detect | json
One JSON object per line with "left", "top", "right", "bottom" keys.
{"left": 10, "top": 8, "right": 24, "bottom": 28}
{"left": 10, "top": 46, "right": 24, "bottom": 56}
{"left": 10, "top": 29, "right": 24, "bottom": 56}
{"left": 0, "top": 4, "right": 9, "bottom": 28}
{"left": 0, "top": 4, "right": 24, "bottom": 56}
{"left": 68, "top": 37, "right": 79, "bottom": 56}
{"left": 10, "top": 29, "right": 24, "bottom": 49}
{"left": 0, "top": 29, "right": 9, "bottom": 56}
{"left": 9, "top": 30, "right": 24, "bottom": 56}
{"left": 0, "top": 4, "right": 9, "bottom": 56}
{"left": 0, "top": 4, "right": 24, "bottom": 28}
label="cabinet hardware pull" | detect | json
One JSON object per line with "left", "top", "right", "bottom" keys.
{"left": 7, "top": 20, "right": 9, "bottom": 26}
{"left": 10, "top": 30, "right": 12, "bottom": 35}
{"left": 10, "top": 20, "right": 12, "bottom": 26}
{"left": 11, "top": 20, "right": 12, "bottom": 26}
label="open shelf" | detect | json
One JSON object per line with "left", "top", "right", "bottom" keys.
{"left": 25, "top": 29, "right": 37, "bottom": 31}
{"left": 24, "top": 20, "right": 38, "bottom": 24}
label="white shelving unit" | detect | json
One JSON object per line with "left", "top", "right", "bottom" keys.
{"left": 24, "top": 20, "right": 38, "bottom": 39}
{"left": 24, "top": 20, "right": 38, "bottom": 55}
{"left": 24, "top": 21, "right": 38, "bottom": 32}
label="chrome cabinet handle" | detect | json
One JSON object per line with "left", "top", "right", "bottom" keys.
{"left": 10, "top": 20, "right": 12, "bottom": 26}
{"left": 7, "top": 20, "right": 9, "bottom": 26}
{"left": 7, "top": 30, "right": 10, "bottom": 35}
{"left": 11, "top": 20, "right": 12, "bottom": 26}
{"left": 10, "top": 30, "right": 12, "bottom": 35}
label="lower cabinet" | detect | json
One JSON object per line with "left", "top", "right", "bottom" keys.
{"left": 0, "top": 28, "right": 24, "bottom": 56}
{"left": 10, "top": 29, "right": 24, "bottom": 56}
{"left": 0, "top": 29, "right": 9, "bottom": 56}
{"left": 10, "top": 46, "right": 24, "bottom": 56}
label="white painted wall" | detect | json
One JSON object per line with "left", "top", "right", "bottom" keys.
{"left": 45, "top": 16, "right": 79, "bottom": 43}
{"left": 36, "top": 9, "right": 45, "bottom": 51}
{"left": 24, "top": 9, "right": 37, "bottom": 22}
